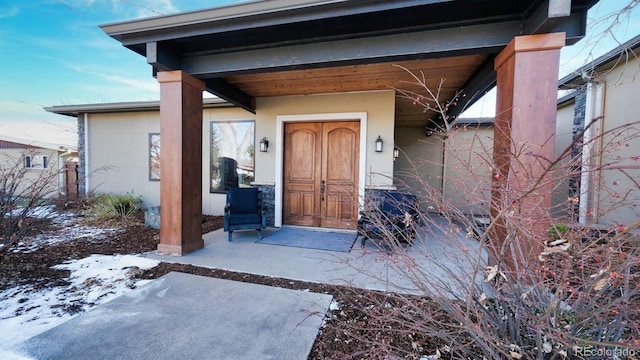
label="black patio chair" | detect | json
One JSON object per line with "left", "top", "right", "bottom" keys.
{"left": 357, "top": 191, "right": 419, "bottom": 247}
{"left": 223, "top": 187, "right": 267, "bottom": 242}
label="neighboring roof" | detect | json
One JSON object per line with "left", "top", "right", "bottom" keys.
{"left": 0, "top": 134, "right": 76, "bottom": 152}
{"left": 100, "top": 0, "right": 597, "bottom": 127}
{"left": 453, "top": 117, "right": 494, "bottom": 127}
{"left": 559, "top": 33, "right": 640, "bottom": 88}
{"left": 557, "top": 91, "right": 577, "bottom": 107}
{"left": 44, "top": 97, "right": 233, "bottom": 117}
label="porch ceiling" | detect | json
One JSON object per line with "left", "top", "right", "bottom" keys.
{"left": 224, "top": 56, "right": 488, "bottom": 127}
{"left": 101, "top": 0, "right": 598, "bottom": 128}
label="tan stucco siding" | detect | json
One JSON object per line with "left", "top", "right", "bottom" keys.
{"left": 443, "top": 127, "right": 494, "bottom": 216}
{"left": 87, "top": 111, "right": 160, "bottom": 207}
{"left": 393, "top": 126, "right": 494, "bottom": 215}
{"left": 595, "top": 62, "right": 640, "bottom": 225}
{"left": 393, "top": 129, "right": 445, "bottom": 211}
{"left": 254, "top": 90, "right": 396, "bottom": 188}
{"left": 395, "top": 114, "right": 576, "bottom": 217}
{"left": 0, "top": 148, "right": 61, "bottom": 198}
{"left": 86, "top": 92, "right": 394, "bottom": 216}
{"left": 87, "top": 107, "right": 253, "bottom": 215}
{"left": 553, "top": 100, "right": 576, "bottom": 218}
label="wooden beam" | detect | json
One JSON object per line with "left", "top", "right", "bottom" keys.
{"left": 203, "top": 78, "right": 255, "bottom": 113}
{"left": 525, "top": 0, "right": 586, "bottom": 44}
{"left": 182, "top": 22, "right": 523, "bottom": 76}
{"left": 146, "top": 41, "right": 181, "bottom": 72}
{"left": 445, "top": 54, "right": 497, "bottom": 121}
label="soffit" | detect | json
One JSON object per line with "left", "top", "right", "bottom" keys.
{"left": 225, "top": 56, "right": 487, "bottom": 127}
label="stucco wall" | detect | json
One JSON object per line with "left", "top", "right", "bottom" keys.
{"left": 393, "top": 128, "right": 445, "bottom": 211}
{"left": 86, "top": 107, "right": 253, "bottom": 214}
{"left": 0, "top": 148, "right": 61, "bottom": 198}
{"left": 595, "top": 62, "right": 640, "bottom": 225}
{"left": 86, "top": 90, "right": 395, "bottom": 216}
{"left": 395, "top": 115, "right": 574, "bottom": 217}
{"left": 254, "top": 90, "right": 396, "bottom": 188}
{"left": 553, "top": 99, "right": 576, "bottom": 218}
{"left": 393, "top": 126, "right": 494, "bottom": 215}
{"left": 443, "top": 126, "right": 494, "bottom": 216}
{"left": 86, "top": 111, "right": 161, "bottom": 206}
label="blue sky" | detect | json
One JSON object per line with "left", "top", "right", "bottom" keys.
{"left": 1, "top": 0, "right": 639, "bottom": 147}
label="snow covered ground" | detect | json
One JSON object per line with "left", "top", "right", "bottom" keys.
{"left": 11, "top": 205, "right": 122, "bottom": 253}
{"left": 0, "top": 208, "right": 159, "bottom": 358}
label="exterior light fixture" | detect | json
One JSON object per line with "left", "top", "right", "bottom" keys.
{"left": 259, "top": 137, "right": 269, "bottom": 152}
{"left": 375, "top": 136, "right": 383, "bottom": 152}
{"left": 393, "top": 147, "right": 399, "bottom": 161}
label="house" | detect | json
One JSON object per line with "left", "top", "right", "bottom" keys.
{"left": 47, "top": 0, "right": 598, "bottom": 255}
{"left": 556, "top": 34, "right": 640, "bottom": 227}
{"left": 0, "top": 134, "right": 78, "bottom": 199}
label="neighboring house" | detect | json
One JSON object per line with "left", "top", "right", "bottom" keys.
{"left": 557, "top": 34, "right": 640, "bottom": 227}
{"left": 47, "top": 0, "right": 597, "bottom": 255}
{"left": 0, "top": 135, "right": 78, "bottom": 199}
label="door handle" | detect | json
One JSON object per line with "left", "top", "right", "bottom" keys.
{"left": 320, "top": 180, "right": 326, "bottom": 201}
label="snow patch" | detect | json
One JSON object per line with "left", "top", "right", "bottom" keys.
{"left": 13, "top": 209, "right": 121, "bottom": 252}
{"left": 0, "top": 254, "right": 159, "bottom": 354}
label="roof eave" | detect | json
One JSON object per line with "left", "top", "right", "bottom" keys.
{"left": 559, "top": 33, "right": 640, "bottom": 87}
{"left": 44, "top": 98, "right": 233, "bottom": 117}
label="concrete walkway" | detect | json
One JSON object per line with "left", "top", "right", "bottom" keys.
{"left": 19, "top": 215, "right": 487, "bottom": 359}
{"left": 20, "top": 272, "right": 332, "bottom": 360}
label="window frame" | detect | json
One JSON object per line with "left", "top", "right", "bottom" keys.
{"left": 209, "top": 120, "right": 255, "bottom": 193}
{"left": 25, "top": 154, "right": 48, "bottom": 169}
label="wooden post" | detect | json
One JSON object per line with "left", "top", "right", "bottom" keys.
{"left": 490, "top": 33, "right": 565, "bottom": 270}
{"left": 157, "top": 70, "right": 204, "bottom": 255}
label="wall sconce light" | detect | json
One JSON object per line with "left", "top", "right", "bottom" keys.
{"left": 393, "top": 147, "right": 399, "bottom": 161}
{"left": 259, "top": 137, "right": 269, "bottom": 152}
{"left": 375, "top": 136, "right": 383, "bottom": 152}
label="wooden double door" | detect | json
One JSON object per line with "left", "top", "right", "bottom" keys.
{"left": 283, "top": 121, "right": 359, "bottom": 229}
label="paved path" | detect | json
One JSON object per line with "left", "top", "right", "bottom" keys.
{"left": 20, "top": 272, "right": 332, "bottom": 360}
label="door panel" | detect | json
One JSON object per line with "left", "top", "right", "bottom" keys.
{"left": 283, "top": 121, "right": 359, "bottom": 230}
{"left": 283, "top": 123, "right": 322, "bottom": 226}
{"left": 321, "top": 122, "right": 359, "bottom": 229}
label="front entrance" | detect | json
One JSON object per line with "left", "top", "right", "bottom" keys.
{"left": 283, "top": 121, "right": 360, "bottom": 229}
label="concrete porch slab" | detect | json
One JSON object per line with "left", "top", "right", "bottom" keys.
{"left": 141, "top": 215, "right": 489, "bottom": 296}
{"left": 19, "top": 272, "right": 332, "bottom": 360}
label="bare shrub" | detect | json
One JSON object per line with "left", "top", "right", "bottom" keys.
{"left": 0, "top": 149, "right": 62, "bottom": 255}
{"left": 321, "top": 69, "right": 640, "bottom": 358}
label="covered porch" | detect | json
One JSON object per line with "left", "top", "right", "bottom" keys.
{"left": 141, "top": 216, "right": 488, "bottom": 295}
{"left": 101, "top": 0, "right": 597, "bottom": 256}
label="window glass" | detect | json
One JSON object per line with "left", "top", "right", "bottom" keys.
{"left": 25, "top": 155, "right": 48, "bottom": 169}
{"left": 210, "top": 121, "right": 255, "bottom": 192}
{"left": 149, "top": 133, "right": 161, "bottom": 181}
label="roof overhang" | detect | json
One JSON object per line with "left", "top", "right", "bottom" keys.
{"left": 101, "top": 0, "right": 598, "bottom": 127}
{"left": 45, "top": 98, "right": 232, "bottom": 118}
{"left": 559, "top": 33, "right": 640, "bottom": 88}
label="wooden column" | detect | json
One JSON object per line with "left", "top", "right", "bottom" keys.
{"left": 157, "top": 70, "right": 204, "bottom": 255}
{"left": 490, "top": 33, "right": 565, "bottom": 269}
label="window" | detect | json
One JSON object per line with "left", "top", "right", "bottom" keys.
{"left": 149, "top": 133, "right": 161, "bottom": 181}
{"left": 210, "top": 120, "right": 255, "bottom": 193}
{"left": 25, "top": 155, "right": 48, "bottom": 169}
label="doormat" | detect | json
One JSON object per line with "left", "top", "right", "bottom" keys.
{"left": 257, "top": 227, "right": 356, "bottom": 252}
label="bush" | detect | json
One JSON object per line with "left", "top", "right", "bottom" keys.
{"left": 323, "top": 68, "right": 640, "bottom": 359}
{"left": 85, "top": 191, "right": 142, "bottom": 220}
{"left": 1, "top": 150, "right": 60, "bottom": 255}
